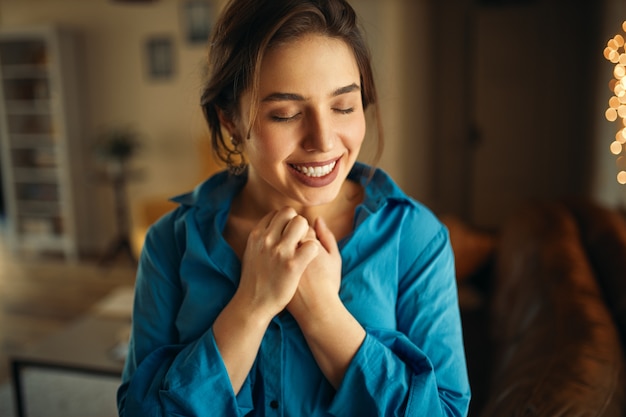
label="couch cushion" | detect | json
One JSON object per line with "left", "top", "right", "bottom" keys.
{"left": 481, "top": 202, "right": 626, "bottom": 417}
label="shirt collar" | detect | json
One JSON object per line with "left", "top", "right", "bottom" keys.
{"left": 170, "top": 169, "right": 245, "bottom": 208}
{"left": 349, "top": 162, "right": 410, "bottom": 214}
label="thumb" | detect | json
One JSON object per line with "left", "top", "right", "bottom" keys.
{"left": 314, "top": 217, "right": 338, "bottom": 254}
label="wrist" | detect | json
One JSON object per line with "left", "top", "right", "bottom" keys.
{"left": 291, "top": 294, "right": 344, "bottom": 331}
{"left": 228, "top": 291, "right": 276, "bottom": 328}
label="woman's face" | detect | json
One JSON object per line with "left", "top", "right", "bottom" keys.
{"left": 235, "top": 34, "right": 366, "bottom": 209}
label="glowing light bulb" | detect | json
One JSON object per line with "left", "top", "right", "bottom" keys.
{"left": 611, "top": 141, "right": 623, "bottom": 155}
{"left": 610, "top": 51, "right": 620, "bottom": 63}
{"left": 605, "top": 21, "right": 626, "bottom": 185}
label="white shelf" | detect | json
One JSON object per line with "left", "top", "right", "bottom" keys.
{"left": 0, "top": 26, "right": 86, "bottom": 260}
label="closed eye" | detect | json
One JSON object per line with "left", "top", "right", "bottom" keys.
{"left": 271, "top": 113, "right": 301, "bottom": 122}
{"left": 334, "top": 107, "right": 354, "bottom": 115}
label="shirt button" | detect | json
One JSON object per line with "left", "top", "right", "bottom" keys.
{"left": 270, "top": 400, "right": 279, "bottom": 409}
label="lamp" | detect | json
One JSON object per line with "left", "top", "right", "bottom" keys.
{"left": 604, "top": 20, "right": 626, "bottom": 184}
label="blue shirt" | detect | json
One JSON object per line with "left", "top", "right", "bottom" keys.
{"left": 117, "top": 163, "right": 470, "bottom": 416}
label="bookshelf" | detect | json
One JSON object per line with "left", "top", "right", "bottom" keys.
{"left": 0, "top": 26, "right": 86, "bottom": 260}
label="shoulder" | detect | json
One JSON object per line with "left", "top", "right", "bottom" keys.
{"left": 170, "top": 169, "right": 241, "bottom": 208}
{"left": 144, "top": 169, "right": 242, "bottom": 251}
{"left": 353, "top": 162, "right": 445, "bottom": 239}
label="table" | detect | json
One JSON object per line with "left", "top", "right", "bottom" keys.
{"left": 9, "top": 288, "right": 133, "bottom": 417}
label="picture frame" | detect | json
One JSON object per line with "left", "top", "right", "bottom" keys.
{"left": 182, "top": 0, "right": 212, "bottom": 45}
{"left": 145, "top": 36, "right": 174, "bottom": 80}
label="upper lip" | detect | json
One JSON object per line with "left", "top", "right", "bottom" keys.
{"left": 288, "top": 157, "right": 341, "bottom": 167}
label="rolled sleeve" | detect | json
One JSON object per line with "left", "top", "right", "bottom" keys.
{"left": 329, "top": 328, "right": 466, "bottom": 417}
{"left": 329, "top": 204, "right": 470, "bottom": 417}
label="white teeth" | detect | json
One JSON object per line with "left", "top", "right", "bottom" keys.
{"left": 293, "top": 161, "right": 336, "bottom": 177}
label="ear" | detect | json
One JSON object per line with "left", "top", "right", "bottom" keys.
{"left": 217, "top": 107, "right": 239, "bottom": 138}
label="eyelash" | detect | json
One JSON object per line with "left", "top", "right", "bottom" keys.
{"left": 335, "top": 107, "right": 354, "bottom": 115}
{"left": 270, "top": 108, "right": 354, "bottom": 122}
{"left": 271, "top": 114, "right": 299, "bottom": 122}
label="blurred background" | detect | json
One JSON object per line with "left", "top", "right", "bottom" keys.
{"left": 1, "top": 1, "right": 626, "bottom": 414}
{"left": 0, "top": 0, "right": 624, "bottom": 259}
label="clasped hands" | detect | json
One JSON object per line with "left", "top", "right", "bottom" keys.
{"left": 237, "top": 206, "right": 343, "bottom": 324}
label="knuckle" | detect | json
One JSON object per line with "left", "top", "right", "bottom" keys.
{"left": 278, "top": 206, "right": 297, "bottom": 218}
{"left": 283, "top": 258, "right": 299, "bottom": 274}
{"left": 262, "top": 234, "right": 275, "bottom": 248}
{"left": 290, "top": 215, "right": 308, "bottom": 229}
{"left": 249, "top": 227, "right": 262, "bottom": 239}
{"left": 270, "top": 242, "right": 288, "bottom": 258}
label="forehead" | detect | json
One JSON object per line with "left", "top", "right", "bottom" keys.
{"left": 258, "top": 34, "right": 360, "bottom": 94}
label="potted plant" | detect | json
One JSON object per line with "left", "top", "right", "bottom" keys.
{"left": 94, "top": 126, "right": 141, "bottom": 176}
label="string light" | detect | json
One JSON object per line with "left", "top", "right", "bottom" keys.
{"left": 605, "top": 20, "right": 626, "bottom": 184}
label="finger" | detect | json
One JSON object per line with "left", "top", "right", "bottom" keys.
{"left": 280, "top": 215, "right": 311, "bottom": 248}
{"left": 258, "top": 209, "right": 279, "bottom": 230}
{"left": 247, "top": 210, "right": 281, "bottom": 250}
{"left": 294, "top": 238, "right": 320, "bottom": 265}
{"left": 263, "top": 207, "right": 298, "bottom": 243}
{"left": 268, "top": 207, "right": 298, "bottom": 231}
{"left": 301, "top": 226, "right": 317, "bottom": 243}
{"left": 314, "top": 217, "right": 339, "bottom": 254}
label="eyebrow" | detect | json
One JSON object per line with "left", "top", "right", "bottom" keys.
{"left": 261, "top": 83, "right": 361, "bottom": 102}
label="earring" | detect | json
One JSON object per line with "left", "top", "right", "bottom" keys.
{"left": 226, "top": 135, "right": 247, "bottom": 175}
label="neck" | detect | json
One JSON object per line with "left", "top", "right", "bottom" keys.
{"left": 231, "top": 177, "right": 363, "bottom": 236}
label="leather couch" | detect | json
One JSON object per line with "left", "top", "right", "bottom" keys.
{"left": 447, "top": 200, "right": 626, "bottom": 417}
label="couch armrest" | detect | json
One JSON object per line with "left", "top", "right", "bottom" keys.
{"left": 481, "top": 202, "right": 626, "bottom": 417}
{"left": 569, "top": 200, "right": 626, "bottom": 346}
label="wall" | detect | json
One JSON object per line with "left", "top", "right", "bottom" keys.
{"left": 0, "top": 0, "right": 433, "bottom": 252}
{"left": 469, "top": 0, "right": 601, "bottom": 228}
{"left": 1, "top": 0, "right": 621, "bottom": 251}
{"left": 431, "top": 0, "right": 622, "bottom": 228}
{"left": 0, "top": 0, "right": 214, "bottom": 251}
{"left": 356, "top": 0, "right": 435, "bottom": 205}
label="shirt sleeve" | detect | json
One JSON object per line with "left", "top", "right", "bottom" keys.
{"left": 116, "top": 212, "right": 254, "bottom": 417}
{"left": 329, "top": 209, "right": 471, "bottom": 417}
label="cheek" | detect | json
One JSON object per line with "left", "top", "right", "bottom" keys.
{"left": 243, "top": 130, "right": 288, "bottom": 162}
{"left": 344, "top": 117, "right": 366, "bottom": 149}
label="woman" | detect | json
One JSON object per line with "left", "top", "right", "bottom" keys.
{"left": 117, "top": 0, "right": 471, "bottom": 415}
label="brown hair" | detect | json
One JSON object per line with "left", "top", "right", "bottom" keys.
{"left": 200, "top": 0, "right": 383, "bottom": 172}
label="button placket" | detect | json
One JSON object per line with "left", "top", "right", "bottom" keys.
{"left": 260, "top": 318, "right": 284, "bottom": 416}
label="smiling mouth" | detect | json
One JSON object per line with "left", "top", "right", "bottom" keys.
{"left": 290, "top": 160, "right": 338, "bottom": 178}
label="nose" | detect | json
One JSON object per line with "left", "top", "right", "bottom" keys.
{"left": 303, "top": 110, "right": 334, "bottom": 153}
